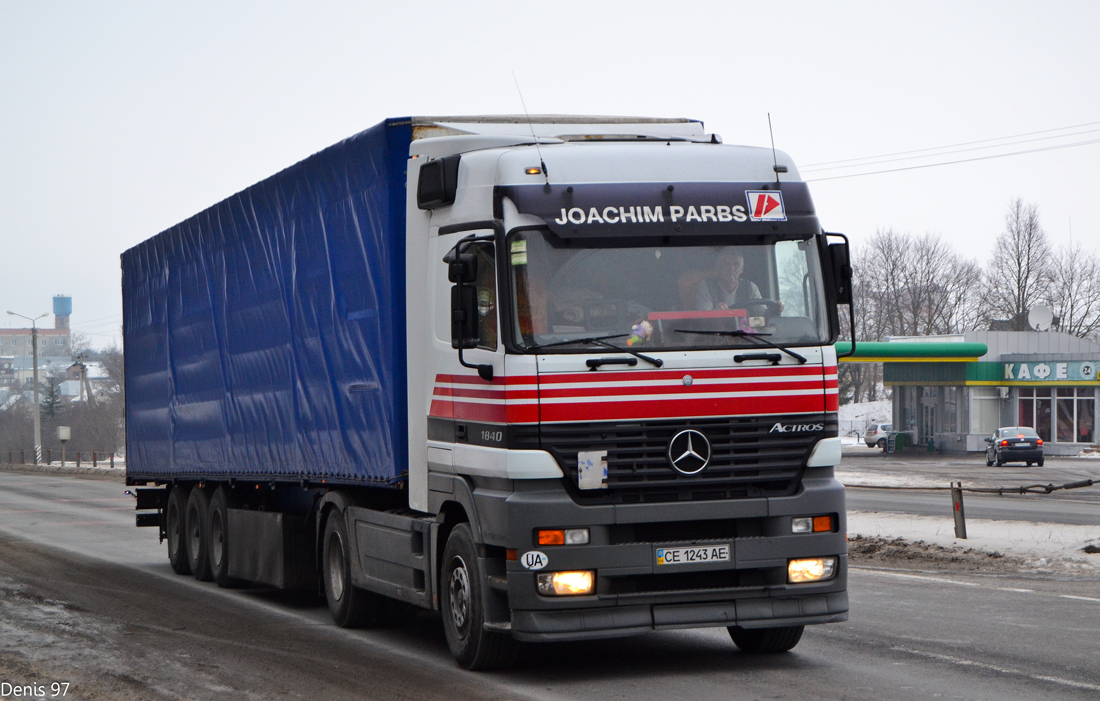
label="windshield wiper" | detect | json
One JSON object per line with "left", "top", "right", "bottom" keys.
{"left": 673, "top": 329, "right": 807, "bottom": 364}
{"left": 526, "top": 333, "right": 664, "bottom": 368}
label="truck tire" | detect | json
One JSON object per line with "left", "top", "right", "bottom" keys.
{"left": 728, "top": 625, "right": 804, "bottom": 653}
{"left": 185, "top": 487, "right": 213, "bottom": 581}
{"left": 323, "top": 510, "right": 379, "bottom": 628}
{"left": 208, "top": 486, "right": 238, "bottom": 588}
{"left": 166, "top": 485, "right": 191, "bottom": 576}
{"left": 441, "top": 524, "right": 516, "bottom": 670}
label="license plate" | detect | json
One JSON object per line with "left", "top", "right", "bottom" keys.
{"left": 1016, "top": 443, "right": 1030, "bottom": 448}
{"left": 656, "top": 544, "right": 730, "bottom": 566}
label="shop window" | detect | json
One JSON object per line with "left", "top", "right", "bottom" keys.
{"left": 1057, "top": 394, "right": 1075, "bottom": 442}
{"left": 943, "top": 386, "right": 958, "bottom": 433}
{"left": 1018, "top": 397, "right": 1034, "bottom": 427}
{"left": 1035, "top": 395, "right": 1052, "bottom": 442}
{"left": 1078, "top": 389, "right": 1095, "bottom": 443}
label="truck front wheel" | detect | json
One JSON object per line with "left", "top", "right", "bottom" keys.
{"left": 185, "top": 487, "right": 213, "bottom": 581}
{"left": 728, "top": 625, "right": 804, "bottom": 653}
{"left": 440, "top": 524, "right": 516, "bottom": 670}
{"left": 323, "top": 510, "right": 379, "bottom": 628}
{"left": 166, "top": 485, "right": 191, "bottom": 575}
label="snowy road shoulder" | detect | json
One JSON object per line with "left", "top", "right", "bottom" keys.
{"left": 847, "top": 510, "right": 1100, "bottom": 576}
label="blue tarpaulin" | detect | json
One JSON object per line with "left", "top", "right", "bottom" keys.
{"left": 122, "top": 118, "right": 413, "bottom": 484}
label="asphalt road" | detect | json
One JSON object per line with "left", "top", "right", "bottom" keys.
{"left": 842, "top": 449, "right": 1100, "bottom": 524}
{"left": 0, "top": 468, "right": 1098, "bottom": 700}
{"left": 847, "top": 488, "right": 1100, "bottom": 525}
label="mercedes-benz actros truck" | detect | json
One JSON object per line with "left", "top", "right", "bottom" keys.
{"left": 124, "top": 115, "right": 852, "bottom": 669}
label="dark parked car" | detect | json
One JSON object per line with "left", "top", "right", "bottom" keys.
{"left": 985, "top": 426, "right": 1044, "bottom": 467}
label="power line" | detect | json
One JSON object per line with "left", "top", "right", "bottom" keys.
{"left": 805, "top": 137, "right": 1100, "bottom": 182}
{"left": 802, "top": 119, "right": 1100, "bottom": 169}
{"left": 801, "top": 127, "right": 1100, "bottom": 173}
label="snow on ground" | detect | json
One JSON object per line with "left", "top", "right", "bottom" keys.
{"left": 838, "top": 399, "right": 892, "bottom": 439}
{"left": 838, "top": 467, "right": 1100, "bottom": 572}
{"left": 847, "top": 510, "right": 1099, "bottom": 576}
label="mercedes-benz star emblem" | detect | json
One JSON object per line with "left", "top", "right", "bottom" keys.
{"left": 667, "top": 429, "right": 711, "bottom": 475}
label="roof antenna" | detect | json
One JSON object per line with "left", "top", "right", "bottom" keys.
{"left": 768, "top": 113, "right": 787, "bottom": 186}
{"left": 512, "top": 71, "right": 550, "bottom": 187}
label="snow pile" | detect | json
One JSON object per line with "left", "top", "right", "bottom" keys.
{"left": 847, "top": 510, "right": 1099, "bottom": 574}
{"left": 838, "top": 399, "right": 892, "bottom": 441}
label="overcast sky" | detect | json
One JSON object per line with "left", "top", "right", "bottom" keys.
{"left": 2, "top": 1, "right": 1098, "bottom": 347}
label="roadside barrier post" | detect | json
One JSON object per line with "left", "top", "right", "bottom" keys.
{"left": 951, "top": 482, "right": 967, "bottom": 539}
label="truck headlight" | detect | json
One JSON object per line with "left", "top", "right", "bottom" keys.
{"left": 537, "top": 570, "right": 595, "bottom": 596}
{"left": 788, "top": 557, "right": 837, "bottom": 583}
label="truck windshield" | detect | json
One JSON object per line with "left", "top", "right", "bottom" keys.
{"left": 508, "top": 229, "right": 831, "bottom": 351}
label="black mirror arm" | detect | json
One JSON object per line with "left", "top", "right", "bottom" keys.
{"left": 459, "top": 349, "right": 494, "bottom": 382}
{"left": 828, "top": 232, "right": 857, "bottom": 359}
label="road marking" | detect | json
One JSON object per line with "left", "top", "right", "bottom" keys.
{"left": 853, "top": 568, "right": 980, "bottom": 587}
{"left": 857, "top": 568, "right": 1100, "bottom": 605}
{"left": 893, "top": 647, "right": 1100, "bottom": 692}
{"left": 1059, "top": 594, "right": 1100, "bottom": 603}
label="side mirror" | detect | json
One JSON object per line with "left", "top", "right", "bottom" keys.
{"left": 450, "top": 285, "right": 480, "bottom": 349}
{"left": 446, "top": 251, "right": 477, "bottom": 284}
{"left": 828, "top": 240, "right": 853, "bottom": 305}
{"left": 417, "top": 155, "right": 460, "bottom": 209}
{"left": 984, "top": 437, "right": 993, "bottom": 443}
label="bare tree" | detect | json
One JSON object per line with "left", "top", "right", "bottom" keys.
{"left": 858, "top": 229, "right": 982, "bottom": 337}
{"left": 69, "top": 331, "right": 94, "bottom": 361}
{"left": 1047, "top": 242, "right": 1100, "bottom": 338}
{"left": 984, "top": 198, "right": 1053, "bottom": 329}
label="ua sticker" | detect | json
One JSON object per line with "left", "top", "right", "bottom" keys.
{"left": 745, "top": 191, "right": 787, "bottom": 222}
{"left": 521, "top": 551, "right": 549, "bottom": 570}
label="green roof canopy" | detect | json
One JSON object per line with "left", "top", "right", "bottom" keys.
{"left": 836, "top": 341, "right": 987, "bottom": 362}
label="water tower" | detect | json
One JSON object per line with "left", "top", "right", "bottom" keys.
{"left": 53, "top": 295, "right": 72, "bottom": 330}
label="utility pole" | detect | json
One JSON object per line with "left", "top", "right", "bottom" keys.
{"left": 7, "top": 311, "right": 48, "bottom": 464}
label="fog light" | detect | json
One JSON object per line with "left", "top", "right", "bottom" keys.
{"left": 565, "top": 528, "right": 590, "bottom": 545}
{"left": 792, "top": 517, "right": 813, "bottom": 533}
{"left": 788, "top": 556, "right": 837, "bottom": 583}
{"left": 537, "top": 570, "right": 595, "bottom": 596}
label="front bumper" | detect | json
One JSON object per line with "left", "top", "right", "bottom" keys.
{"left": 491, "top": 470, "right": 849, "bottom": 642}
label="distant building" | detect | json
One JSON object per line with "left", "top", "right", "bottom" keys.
{"left": 0, "top": 295, "right": 74, "bottom": 386}
{"left": 884, "top": 331, "right": 1099, "bottom": 455}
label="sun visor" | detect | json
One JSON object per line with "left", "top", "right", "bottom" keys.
{"left": 497, "top": 182, "right": 819, "bottom": 239}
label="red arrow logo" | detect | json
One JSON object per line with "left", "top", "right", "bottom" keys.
{"left": 754, "top": 194, "right": 779, "bottom": 218}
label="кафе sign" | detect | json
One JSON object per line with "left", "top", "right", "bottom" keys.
{"left": 1003, "top": 361, "right": 1097, "bottom": 382}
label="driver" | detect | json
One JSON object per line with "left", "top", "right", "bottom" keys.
{"left": 695, "top": 249, "right": 763, "bottom": 312}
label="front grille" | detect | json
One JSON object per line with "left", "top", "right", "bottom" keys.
{"left": 606, "top": 567, "right": 771, "bottom": 595}
{"left": 609, "top": 518, "right": 756, "bottom": 544}
{"left": 542, "top": 414, "right": 836, "bottom": 504}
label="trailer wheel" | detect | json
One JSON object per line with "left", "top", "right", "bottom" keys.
{"left": 728, "top": 625, "right": 804, "bottom": 653}
{"left": 323, "top": 510, "right": 379, "bottom": 628}
{"left": 166, "top": 485, "right": 191, "bottom": 575}
{"left": 441, "top": 524, "right": 516, "bottom": 670}
{"left": 208, "top": 486, "right": 238, "bottom": 588}
{"left": 185, "top": 487, "right": 213, "bottom": 581}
